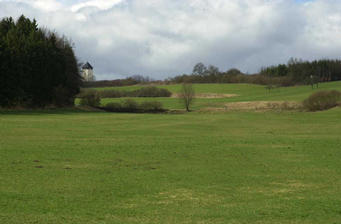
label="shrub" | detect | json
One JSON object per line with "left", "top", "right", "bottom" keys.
{"left": 77, "top": 89, "right": 95, "bottom": 98}
{"left": 303, "top": 90, "right": 341, "bottom": 111}
{"left": 53, "top": 86, "right": 74, "bottom": 107}
{"left": 122, "top": 99, "right": 138, "bottom": 111}
{"left": 139, "top": 101, "right": 163, "bottom": 111}
{"left": 130, "top": 87, "right": 172, "bottom": 97}
{"left": 79, "top": 91, "right": 101, "bottom": 107}
{"left": 99, "top": 89, "right": 124, "bottom": 98}
{"left": 103, "top": 100, "right": 164, "bottom": 113}
{"left": 79, "top": 86, "right": 172, "bottom": 98}
{"left": 104, "top": 102, "right": 123, "bottom": 112}
{"left": 159, "top": 88, "right": 172, "bottom": 97}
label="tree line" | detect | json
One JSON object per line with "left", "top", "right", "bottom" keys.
{"left": 84, "top": 59, "right": 341, "bottom": 88}
{"left": 79, "top": 86, "right": 172, "bottom": 98}
{"left": 0, "top": 15, "right": 82, "bottom": 108}
{"left": 167, "top": 59, "right": 341, "bottom": 87}
{"left": 82, "top": 75, "right": 155, "bottom": 88}
{"left": 260, "top": 58, "right": 341, "bottom": 84}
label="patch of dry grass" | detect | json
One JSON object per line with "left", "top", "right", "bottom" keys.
{"left": 172, "top": 93, "right": 238, "bottom": 99}
{"left": 200, "top": 101, "right": 302, "bottom": 112}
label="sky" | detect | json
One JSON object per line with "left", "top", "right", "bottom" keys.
{"left": 1, "top": 0, "right": 341, "bottom": 80}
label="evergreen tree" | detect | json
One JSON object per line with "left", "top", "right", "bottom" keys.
{"left": 0, "top": 15, "right": 82, "bottom": 107}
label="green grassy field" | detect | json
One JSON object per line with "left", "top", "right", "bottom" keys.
{"left": 88, "top": 81, "right": 341, "bottom": 110}
{"left": 1, "top": 82, "right": 341, "bottom": 224}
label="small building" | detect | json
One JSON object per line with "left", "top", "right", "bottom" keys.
{"left": 82, "top": 62, "right": 95, "bottom": 81}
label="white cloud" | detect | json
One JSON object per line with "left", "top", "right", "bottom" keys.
{"left": 71, "top": 0, "right": 123, "bottom": 12}
{"left": 1, "top": 0, "right": 341, "bottom": 79}
{"left": 2, "top": 0, "right": 63, "bottom": 11}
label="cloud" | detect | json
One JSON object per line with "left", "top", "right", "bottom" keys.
{"left": 1, "top": 0, "right": 341, "bottom": 79}
{"left": 71, "top": 0, "right": 123, "bottom": 12}
{"left": 1, "top": 0, "right": 63, "bottom": 11}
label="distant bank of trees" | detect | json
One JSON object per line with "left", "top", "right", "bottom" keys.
{"left": 78, "top": 86, "right": 172, "bottom": 98}
{"left": 260, "top": 58, "right": 341, "bottom": 83}
{"left": 82, "top": 75, "right": 155, "bottom": 88}
{"left": 168, "top": 59, "right": 341, "bottom": 87}
{"left": 0, "top": 15, "right": 82, "bottom": 108}
{"left": 84, "top": 58, "right": 341, "bottom": 88}
{"left": 82, "top": 78, "right": 139, "bottom": 88}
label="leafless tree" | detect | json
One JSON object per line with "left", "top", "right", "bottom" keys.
{"left": 192, "top": 62, "right": 207, "bottom": 75}
{"left": 180, "top": 83, "right": 195, "bottom": 112}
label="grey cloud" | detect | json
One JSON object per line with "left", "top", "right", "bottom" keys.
{"left": 1, "top": 0, "right": 341, "bottom": 80}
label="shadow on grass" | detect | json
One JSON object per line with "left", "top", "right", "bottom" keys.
{"left": 0, "top": 107, "right": 106, "bottom": 116}
{"left": 0, "top": 107, "right": 187, "bottom": 116}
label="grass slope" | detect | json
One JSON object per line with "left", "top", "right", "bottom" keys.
{"left": 1, "top": 108, "right": 341, "bottom": 223}
{"left": 89, "top": 81, "right": 341, "bottom": 110}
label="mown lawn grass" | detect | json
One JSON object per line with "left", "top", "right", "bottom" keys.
{"left": 88, "top": 81, "right": 341, "bottom": 110}
{"left": 1, "top": 107, "right": 341, "bottom": 223}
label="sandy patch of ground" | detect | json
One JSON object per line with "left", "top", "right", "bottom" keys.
{"left": 200, "top": 101, "right": 302, "bottom": 112}
{"left": 226, "top": 101, "right": 301, "bottom": 111}
{"left": 172, "top": 93, "right": 238, "bottom": 99}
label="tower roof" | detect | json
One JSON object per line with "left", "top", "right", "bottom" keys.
{"left": 82, "top": 62, "right": 93, "bottom": 70}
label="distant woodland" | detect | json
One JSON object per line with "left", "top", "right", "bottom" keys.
{"left": 86, "top": 59, "right": 341, "bottom": 88}
{"left": 170, "top": 59, "right": 341, "bottom": 86}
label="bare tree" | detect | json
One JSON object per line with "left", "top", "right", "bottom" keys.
{"left": 192, "top": 62, "right": 207, "bottom": 75}
{"left": 207, "top": 65, "right": 220, "bottom": 75}
{"left": 180, "top": 83, "right": 195, "bottom": 112}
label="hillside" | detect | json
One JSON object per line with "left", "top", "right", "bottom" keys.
{"left": 85, "top": 81, "right": 341, "bottom": 110}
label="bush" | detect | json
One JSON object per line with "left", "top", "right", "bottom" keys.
{"left": 122, "top": 99, "right": 138, "bottom": 111}
{"left": 159, "top": 88, "right": 172, "bottom": 97}
{"left": 53, "top": 86, "right": 74, "bottom": 107}
{"left": 79, "top": 91, "right": 101, "bottom": 107}
{"left": 130, "top": 86, "right": 172, "bottom": 97}
{"left": 303, "top": 90, "right": 341, "bottom": 111}
{"left": 139, "top": 101, "right": 163, "bottom": 111}
{"left": 78, "top": 86, "right": 172, "bottom": 98}
{"left": 99, "top": 89, "right": 124, "bottom": 98}
{"left": 103, "top": 100, "right": 164, "bottom": 113}
{"left": 104, "top": 102, "right": 123, "bottom": 112}
{"left": 77, "top": 89, "right": 99, "bottom": 98}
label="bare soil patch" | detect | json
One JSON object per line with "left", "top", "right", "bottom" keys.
{"left": 227, "top": 101, "right": 301, "bottom": 111}
{"left": 201, "top": 101, "right": 302, "bottom": 112}
{"left": 172, "top": 93, "right": 238, "bottom": 99}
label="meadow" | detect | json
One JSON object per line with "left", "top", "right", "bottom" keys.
{"left": 1, "top": 82, "right": 341, "bottom": 224}
{"left": 89, "top": 81, "right": 341, "bottom": 110}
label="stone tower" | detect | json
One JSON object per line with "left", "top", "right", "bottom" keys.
{"left": 82, "top": 62, "right": 95, "bottom": 81}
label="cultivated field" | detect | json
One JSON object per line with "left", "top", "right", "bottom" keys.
{"left": 1, "top": 82, "right": 341, "bottom": 224}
